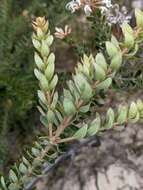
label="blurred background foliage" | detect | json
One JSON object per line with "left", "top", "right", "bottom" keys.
{"left": 0, "top": 0, "right": 143, "bottom": 171}
{"left": 0, "top": 0, "right": 71, "bottom": 169}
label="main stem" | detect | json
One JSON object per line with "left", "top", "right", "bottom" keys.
{"left": 53, "top": 100, "right": 84, "bottom": 141}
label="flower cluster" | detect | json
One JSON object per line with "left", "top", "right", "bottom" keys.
{"left": 132, "top": 0, "right": 143, "bottom": 9}
{"left": 106, "top": 4, "right": 131, "bottom": 25}
{"left": 66, "top": 0, "right": 112, "bottom": 16}
{"left": 32, "top": 16, "right": 49, "bottom": 34}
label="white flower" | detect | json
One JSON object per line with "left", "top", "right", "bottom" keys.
{"left": 106, "top": 4, "right": 131, "bottom": 25}
{"left": 66, "top": 0, "right": 113, "bottom": 16}
{"left": 66, "top": 0, "right": 81, "bottom": 13}
{"left": 100, "top": 6, "right": 108, "bottom": 13}
{"left": 84, "top": 5, "right": 93, "bottom": 16}
{"left": 54, "top": 25, "right": 72, "bottom": 39}
{"left": 103, "top": 0, "right": 112, "bottom": 8}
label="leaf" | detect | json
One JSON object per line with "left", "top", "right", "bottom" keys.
{"left": 0, "top": 176, "right": 7, "bottom": 190}
{"left": 49, "top": 74, "right": 58, "bottom": 90}
{"left": 45, "top": 56, "right": 55, "bottom": 81}
{"left": 46, "top": 53, "right": 55, "bottom": 67}
{"left": 83, "top": 62, "right": 90, "bottom": 76}
{"left": 22, "top": 157, "right": 30, "bottom": 167}
{"left": 111, "top": 35, "right": 120, "bottom": 49}
{"left": 79, "top": 103, "right": 90, "bottom": 113}
{"left": 73, "top": 124, "right": 88, "bottom": 140}
{"left": 94, "top": 63, "right": 106, "bottom": 81}
{"left": 63, "top": 89, "right": 74, "bottom": 102}
{"left": 81, "top": 82, "right": 93, "bottom": 101}
{"left": 135, "top": 9, "right": 143, "bottom": 28}
{"left": 125, "top": 43, "right": 139, "bottom": 57}
{"left": 106, "top": 41, "right": 118, "bottom": 58}
{"left": 40, "top": 115, "right": 48, "bottom": 127}
{"left": 128, "top": 102, "right": 138, "bottom": 119}
{"left": 63, "top": 98, "right": 76, "bottom": 116}
{"left": 96, "top": 78, "right": 112, "bottom": 91}
{"left": 40, "top": 75, "right": 49, "bottom": 91}
{"left": 129, "top": 112, "right": 140, "bottom": 123}
{"left": 34, "top": 68, "right": 43, "bottom": 81}
{"left": 104, "top": 108, "right": 115, "bottom": 129}
{"left": 74, "top": 74, "right": 92, "bottom": 101}
{"left": 110, "top": 52, "right": 122, "bottom": 71}
{"left": 37, "top": 90, "right": 47, "bottom": 105}
{"left": 137, "top": 99, "right": 143, "bottom": 111}
{"left": 55, "top": 110, "right": 63, "bottom": 123}
{"left": 37, "top": 105, "right": 46, "bottom": 116}
{"left": 139, "top": 110, "right": 143, "bottom": 118}
{"left": 67, "top": 80, "right": 80, "bottom": 102}
{"left": 46, "top": 35, "right": 54, "bottom": 46}
{"left": 34, "top": 69, "right": 49, "bottom": 91}
{"left": 32, "top": 38, "right": 41, "bottom": 51}
{"left": 51, "top": 91, "right": 59, "bottom": 109}
{"left": 47, "top": 110, "right": 55, "bottom": 123}
{"left": 122, "top": 23, "right": 135, "bottom": 49}
{"left": 124, "top": 32, "right": 135, "bottom": 49}
{"left": 122, "top": 22, "right": 134, "bottom": 34}
{"left": 31, "top": 148, "right": 40, "bottom": 157}
{"left": 8, "top": 183, "right": 20, "bottom": 190}
{"left": 117, "top": 105, "right": 128, "bottom": 124}
{"left": 95, "top": 53, "right": 107, "bottom": 72}
{"left": 37, "top": 28, "right": 43, "bottom": 39}
{"left": 34, "top": 53, "right": 44, "bottom": 70}
{"left": 9, "top": 170, "right": 18, "bottom": 183}
{"left": 19, "top": 163, "right": 28, "bottom": 174}
{"left": 82, "top": 54, "right": 90, "bottom": 65}
{"left": 41, "top": 40, "right": 50, "bottom": 57}
{"left": 88, "top": 113, "right": 101, "bottom": 136}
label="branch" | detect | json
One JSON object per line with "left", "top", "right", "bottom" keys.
{"left": 1, "top": 8, "right": 143, "bottom": 190}
{"left": 25, "top": 135, "right": 99, "bottom": 190}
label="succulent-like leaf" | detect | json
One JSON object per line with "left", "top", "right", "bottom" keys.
{"left": 41, "top": 40, "right": 50, "bottom": 57}
{"left": 111, "top": 35, "right": 120, "bottom": 49}
{"left": 122, "top": 23, "right": 135, "bottom": 49}
{"left": 88, "top": 113, "right": 101, "bottom": 136}
{"left": 40, "top": 115, "right": 48, "bottom": 127}
{"left": 38, "top": 90, "right": 47, "bottom": 105}
{"left": 45, "top": 57, "right": 55, "bottom": 81}
{"left": 95, "top": 53, "right": 107, "bottom": 72}
{"left": 94, "top": 63, "right": 106, "bottom": 81}
{"left": 106, "top": 41, "right": 118, "bottom": 58}
{"left": 79, "top": 103, "right": 90, "bottom": 113}
{"left": 1, "top": 176, "right": 7, "bottom": 190}
{"left": 34, "top": 53, "right": 45, "bottom": 70}
{"left": 9, "top": 170, "right": 18, "bottom": 183}
{"left": 46, "top": 35, "right": 54, "bottom": 46}
{"left": 63, "top": 98, "right": 76, "bottom": 116}
{"left": 137, "top": 99, "right": 143, "bottom": 111}
{"left": 49, "top": 74, "right": 58, "bottom": 90}
{"left": 47, "top": 110, "right": 55, "bottom": 123}
{"left": 73, "top": 124, "right": 88, "bottom": 140}
{"left": 96, "top": 78, "right": 112, "bottom": 91}
{"left": 104, "top": 108, "right": 115, "bottom": 129}
{"left": 128, "top": 102, "right": 138, "bottom": 119}
{"left": 135, "top": 9, "right": 143, "bottom": 28}
{"left": 110, "top": 52, "right": 122, "bottom": 71}
{"left": 32, "top": 38, "right": 41, "bottom": 51}
{"left": 117, "top": 105, "right": 128, "bottom": 124}
{"left": 19, "top": 163, "right": 28, "bottom": 174}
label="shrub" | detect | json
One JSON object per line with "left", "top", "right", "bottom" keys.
{"left": 0, "top": 5, "right": 143, "bottom": 189}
